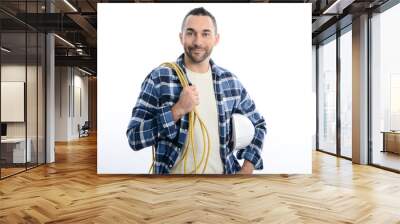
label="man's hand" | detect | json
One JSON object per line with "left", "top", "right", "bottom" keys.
{"left": 171, "top": 85, "right": 199, "bottom": 122}
{"left": 237, "top": 160, "right": 254, "bottom": 174}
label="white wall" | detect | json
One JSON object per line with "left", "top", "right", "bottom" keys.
{"left": 55, "top": 67, "right": 89, "bottom": 141}
{"left": 55, "top": 66, "right": 68, "bottom": 141}
{"left": 1, "top": 64, "right": 46, "bottom": 163}
{"left": 73, "top": 70, "right": 89, "bottom": 139}
{"left": 1, "top": 65, "right": 39, "bottom": 138}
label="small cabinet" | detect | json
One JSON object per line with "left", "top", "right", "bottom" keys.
{"left": 382, "top": 131, "right": 400, "bottom": 154}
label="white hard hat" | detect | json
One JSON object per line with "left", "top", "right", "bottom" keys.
{"left": 231, "top": 113, "right": 255, "bottom": 151}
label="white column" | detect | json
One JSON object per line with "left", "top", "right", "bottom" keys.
{"left": 352, "top": 14, "right": 369, "bottom": 164}
{"left": 46, "top": 1, "right": 55, "bottom": 163}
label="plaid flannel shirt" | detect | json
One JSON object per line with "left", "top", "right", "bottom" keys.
{"left": 126, "top": 54, "right": 266, "bottom": 174}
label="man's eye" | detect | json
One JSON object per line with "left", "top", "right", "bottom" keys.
{"left": 203, "top": 33, "right": 210, "bottom": 37}
{"left": 187, "top": 32, "right": 193, "bottom": 36}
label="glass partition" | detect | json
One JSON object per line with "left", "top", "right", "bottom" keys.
{"left": 1, "top": 31, "right": 28, "bottom": 177}
{"left": 0, "top": 1, "right": 46, "bottom": 179}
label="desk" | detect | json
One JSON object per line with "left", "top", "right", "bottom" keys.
{"left": 381, "top": 131, "right": 400, "bottom": 154}
{"left": 1, "top": 138, "right": 31, "bottom": 163}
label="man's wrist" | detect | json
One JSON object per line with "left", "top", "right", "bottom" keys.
{"left": 241, "top": 160, "right": 255, "bottom": 173}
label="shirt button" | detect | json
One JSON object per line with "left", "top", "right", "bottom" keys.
{"left": 169, "top": 164, "right": 173, "bottom": 168}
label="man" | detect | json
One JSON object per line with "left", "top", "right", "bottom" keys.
{"left": 126, "top": 7, "right": 266, "bottom": 174}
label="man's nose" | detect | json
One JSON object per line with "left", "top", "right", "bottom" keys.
{"left": 193, "top": 33, "right": 202, "bottom": 46}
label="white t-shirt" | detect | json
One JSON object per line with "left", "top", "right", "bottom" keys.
{"left": 170, "top": 67, "right": 224, "bottom": 174}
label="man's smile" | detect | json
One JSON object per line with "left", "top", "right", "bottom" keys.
{"left": 191, "top": 48, "right": 205, "bottom": 53}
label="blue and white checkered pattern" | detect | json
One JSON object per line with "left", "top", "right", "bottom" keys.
{"left": 126, "top": 54, "right": 266, "bottom": 174}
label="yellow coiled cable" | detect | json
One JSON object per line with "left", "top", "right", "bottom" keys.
{"left": 149, "top": 62, "right": 211, "bottom": 174}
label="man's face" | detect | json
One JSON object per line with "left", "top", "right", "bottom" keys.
{"left": 180, "top": 15, "right": 219, "bottom": 64}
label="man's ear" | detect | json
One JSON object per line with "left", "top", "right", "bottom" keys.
{"left": 179, "top": 32, "right": 183, "bottom": 45}
{"left": 215, "top": 33, "right": 220, "bottom": 46}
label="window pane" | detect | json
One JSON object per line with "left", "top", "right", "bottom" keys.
{"left": 340, "top": 29, "right": 352, "bottom": 158}
{"left": 318, "top": 37, "right": 337, "bottom": 154}
{"left": 371, "top": 3, "right": 400, "bottom": 171}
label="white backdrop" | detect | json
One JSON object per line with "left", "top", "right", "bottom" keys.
{"left": 98, "top": 3, "right": 313, "bottom": 174}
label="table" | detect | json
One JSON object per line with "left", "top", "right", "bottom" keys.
{"left": 1, "top": 138, "right": 32, "bottom": 164}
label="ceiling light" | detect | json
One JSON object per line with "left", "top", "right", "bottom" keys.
{"left": 1, "top": 47, "right": 11, "bottom": 53}
{"left": 322, "top": 0, "right": 354, "bottom": 15}
{"left": 78, "top": 67, "right": 93, "bottom": 76}
{"left": 54, "top": 34, "right": 75, "bottom": 48}
{"left": 63, "top": 0, "right": 78, "bottom": 12}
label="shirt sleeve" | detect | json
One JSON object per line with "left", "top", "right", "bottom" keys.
{"left": 232, "top": 77, "right": 267, "bottom": 170}
{"left": 126, "top": 70, "right": 179, "bottom": 151}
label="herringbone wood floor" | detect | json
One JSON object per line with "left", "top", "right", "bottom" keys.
{"left": 1, "top": 134, "right": 400, "bottom": 223}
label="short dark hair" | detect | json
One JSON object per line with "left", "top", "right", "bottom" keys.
{"left": 181, "top": 7, "right": 217, "bottom": 33}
